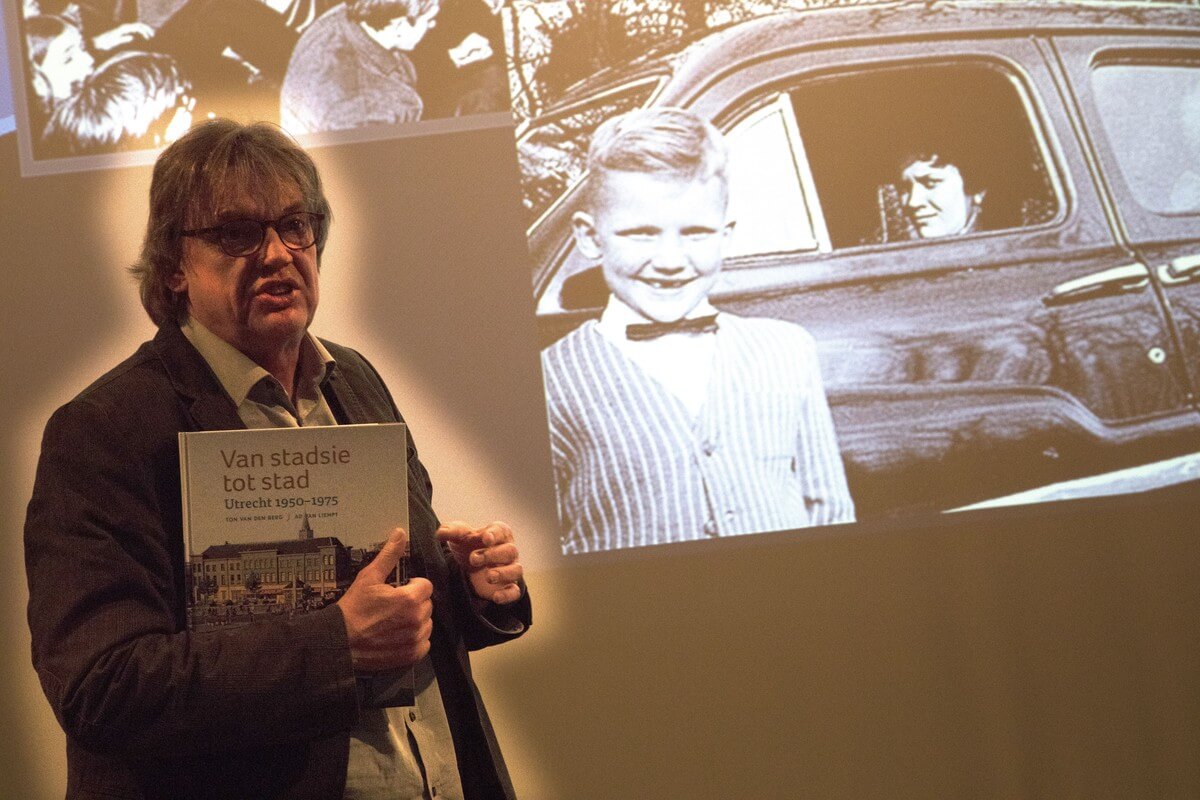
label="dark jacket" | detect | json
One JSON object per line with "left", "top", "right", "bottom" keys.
{"left": 24, "top": 322, "right": 530, "bottom": 799}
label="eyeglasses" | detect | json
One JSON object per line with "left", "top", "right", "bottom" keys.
{"left": 180, "top": 212, "right": 325, "bottom": 258}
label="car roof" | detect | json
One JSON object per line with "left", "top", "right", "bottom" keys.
{"left": 536, "top": 0, "right": 1200, "bottom": 118}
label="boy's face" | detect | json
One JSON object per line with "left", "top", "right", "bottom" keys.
{"left": 573, "top": 169, "right": 732, "bottom": 323}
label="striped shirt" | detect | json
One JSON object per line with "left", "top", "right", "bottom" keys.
{"left": 542, "top": 314, "right": 855, "bottom": 554}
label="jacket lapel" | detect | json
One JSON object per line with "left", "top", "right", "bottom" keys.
{"left": 321, "top": 367, "right": 370, "bottom": 425}
{"left": 151, "top": 322, "right": 246, "bottom": 432}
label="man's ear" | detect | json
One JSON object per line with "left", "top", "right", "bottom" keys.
{"left": 572, "top": 211, "right": 603, "bottom": 260}
{"left": 167, "top": 268, "right": 188, "bottom": 294}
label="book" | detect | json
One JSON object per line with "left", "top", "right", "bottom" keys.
{"left": 178, "top": 423, "right": 409, "bottom": 634}
{"left": 180, "top": 422, "right": 417, "bottom": 706}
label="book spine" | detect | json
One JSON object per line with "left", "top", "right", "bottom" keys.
{"left": 178, "top": 433, "right": 193, "bottom": 562}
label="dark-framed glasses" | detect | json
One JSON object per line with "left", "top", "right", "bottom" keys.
{"left": 180, "top": 211, "right": 325, "bottom": 257}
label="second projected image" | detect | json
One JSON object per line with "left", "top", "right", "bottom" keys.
{"left": 9, "top": 0, "right": 507, "bottom": 168}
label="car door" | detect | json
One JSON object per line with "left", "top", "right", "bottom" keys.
{"left": 669, "top": 34, "right": 1199, "bottom": 517}
{"left": 1054, "top": 33, "right": 1200, "bottom": 443}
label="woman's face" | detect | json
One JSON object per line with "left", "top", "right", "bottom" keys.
{"left": 900, "top": 158, "right": 976, "bottom": 239}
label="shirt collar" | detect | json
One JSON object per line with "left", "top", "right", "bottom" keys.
{"left": 180, "top": 316, "right": 336, "bottom": 407}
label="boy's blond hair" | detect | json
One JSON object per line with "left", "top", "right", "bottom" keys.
{"left": 585, "top": 107, "right": 729, "bottom": 209}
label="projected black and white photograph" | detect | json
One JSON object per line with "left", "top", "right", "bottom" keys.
{"left": 9, "top": 0, "right": 508, "bottom": 167}
{"left": 508, "top": 0, "right": 1200, "bottom": 554}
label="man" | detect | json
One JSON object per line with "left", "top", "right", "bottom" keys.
{"left": 541, "top": 107, "right": 855, "bottom": 554}
{"left": 25, "top": 119, "right": 530, "bottom": 799}
{"left": 281, "top": 0, "right": 439, "bottom": 134}
{"left": 898, "top": 148, "right": 988, "bottom": 239}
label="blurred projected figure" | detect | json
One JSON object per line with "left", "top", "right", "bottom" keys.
{"left": 281, "top": 0, "right": 438, "bottom": 134}
{"left": 26, "top": 0, "right": 153, "bottom": 51}
{"left": 25, "top": 14, "right": 95, "bottom": 126}
{"left": 43, "top": 51, "right": 193, "bottom": 154}
{"left": 24, "top": 0, "right": 297, "bottom": 156}
{"left": 541, "top": 108, "right": 855, "bottom": 554}
{"left": 407, "top": 0, "right": 507, "bottom": 117}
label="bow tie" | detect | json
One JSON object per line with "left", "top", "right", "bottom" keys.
{"left": 626, "top": 314, "right": 719, "bottom": 341}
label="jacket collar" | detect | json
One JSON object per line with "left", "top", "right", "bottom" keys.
{"left": 150, "top": 321, "right": 369, "bottom": 430}
{"left": 151, "top": 321, "right": 246, "bottom": 432}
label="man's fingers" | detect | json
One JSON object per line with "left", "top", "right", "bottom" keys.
{"left": 435, "top": 521, "right": 475, "bottom": 546}
{"left": 356, "top": 527, "right": 408, "bottom": 585}
{"left": 354, "top": 637, "right": 431, "bottom": 672}
{"left": 482, "top": 562, "right": 523, "bottom": 586}
{"left": 479, "top": 522, "right": 514, "bottom": 545}
{"left": 437, "top": 521, "right": 513, "bottom": 552}
{"left": 469, "top": 542, "right": 519, "bottom": 568}
{"left": 486, "top": 582, "right": 523, "bottom": 605}
{"left": 398, "top": 576, "right": 433, "bottom": 603}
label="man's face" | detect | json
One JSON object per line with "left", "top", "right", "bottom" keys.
{"left": 375, "top": 5, "right": 439, "bottom": 52}
{"left": 36, "top": 26, "right": 94, "bottom": 101}
{"left": 169, "top": 186, "right": 319, "bottom": 362}
{"left": 574, "top": 169, "right": 732, "bottom": 323}
{"left": 900, "top": 158, "right": 975, "bottom": 239}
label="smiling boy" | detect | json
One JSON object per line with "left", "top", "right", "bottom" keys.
{"left": 541, "top": 107, "right": 855, "bottom": 554}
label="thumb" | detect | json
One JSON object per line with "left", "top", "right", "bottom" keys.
{"left": 356, "top": 527, "right": 408, "bottom": 585}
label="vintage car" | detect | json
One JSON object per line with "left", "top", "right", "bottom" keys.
{"left": 518, "top": 0, "right": 1200, "bottom": 519}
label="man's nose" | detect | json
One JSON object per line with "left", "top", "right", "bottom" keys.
{"left": 260, "top": 225, "right": 293, "bottom": 266}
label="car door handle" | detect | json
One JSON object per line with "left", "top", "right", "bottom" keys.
{"left": 1158, "top": 253, "right": 1200, "bottom": 285}
{"left": 1042, "top": 263, "right": 1149, "bottom": 307}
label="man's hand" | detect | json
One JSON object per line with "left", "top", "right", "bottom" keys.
{"left": 337, "top": 527, "right": 432, "bottom": 672}
{"left": 437, "top": 521, "right": 523, "bottom": 605}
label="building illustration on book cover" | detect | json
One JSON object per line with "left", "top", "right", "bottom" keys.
{"left": 179, "top": 423, "right": 408, "bottom": 633}
{"left": 186, "top": 512, "right": 393, "bottom": 633}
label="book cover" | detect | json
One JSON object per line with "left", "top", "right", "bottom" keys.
{"left": 178, "top": 422, "right": 409, "bottom": 634}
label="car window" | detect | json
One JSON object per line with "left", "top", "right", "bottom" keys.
{"left": 724, "top": 95, "right": 828, "bottom": 258}
{"left": 518, "top": 80, "right": 660, "bottom": 227}
{"left": 1090, "top": 61, "right": 1200, "bottom": 215}
{"left": 782, "top": 62, "right": 1059, "bottom": 250}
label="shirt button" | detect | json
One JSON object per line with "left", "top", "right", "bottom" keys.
{"left": 409, "top": 710, "right": 417, "bottom": 722}
{"left": 725, "top": 509, "right": 736, "bottom": 521}
{"left": 703, "top": 518, "right": 718, "bottom": 537}
{"left": 702, "top": 441, "right": 715, "bottom": 456}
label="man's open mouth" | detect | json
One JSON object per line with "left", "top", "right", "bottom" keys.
{"left": 257, "top": 280, "right": 297, "bottom": 297}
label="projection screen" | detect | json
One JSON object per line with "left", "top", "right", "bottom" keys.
{"left": 7, "top": 0, "right": 1200, "bottom": 559}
